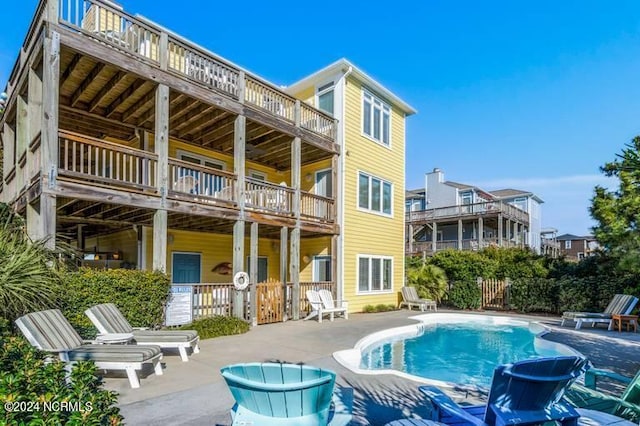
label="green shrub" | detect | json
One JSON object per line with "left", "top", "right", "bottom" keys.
{"left": 1, "top": 326, "right": 122, "bottom": 425}
{"left": 180, "top": 316, "right": 249, "bottom": 339}
{"left": 362, "top": 304, "right": 397, "bottom": 313}
{"left": 59, "top": 268, "right": 171, "bottom": 338}
{"left": 509, "top": 277, "right": 560, "bottom": 313}
{"left": 447, "top": 280, "right": 482, "bottom": 310}
{"left": 427, "top": 250, "right": 498, "bottom": 283}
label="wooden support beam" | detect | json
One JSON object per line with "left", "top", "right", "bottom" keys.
{"left": 60, "top": 53, "right": 81, "bottom": 87}
{"left": 432, "top": 222, "right": 438, "bottom": 253}
{"left": 458, "top": 219, "right": 463, "bottom": 250}
{"left": 498, "top": 213, "right": 503, "bottom": 245}
{"left": 70, "top": 63, "right": 105, "bottom": 107}
{"left": 172, "top": 105, "right": 215, "bottom": 132}
{"left": 153, "top": 83, "right": 169, "bottom": 272}
{"left": 290, "top": 130, "right": 301, "bottom": 320}
{"left": 105, "top": 79, "right": 145, "bottom": 118}
{"left": 121, "top": 89, "right": 156, "bottom": 122}
{"left": 234, "top": 114, "right": 246, "bottom": 213}
{"left": 249, "top": 221, "right": 258, "bottom": 326}
{"left": 280, "top": 226, "right": 288, "bottom": 319}
{"left": 88, "top": 71, "right": 126, "bottom": 112}
{"left": 478, "top": 217, "right": 483, "bottom": 249}
{"left": 232, "top": 219, "right": 245, "bottom": 319}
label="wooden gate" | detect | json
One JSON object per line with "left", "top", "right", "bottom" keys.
{"left": 256, "top": 280, "right": 284, "bottom": 324}
{"left": 482, "top": 279, "right": 509, "bottom": 310}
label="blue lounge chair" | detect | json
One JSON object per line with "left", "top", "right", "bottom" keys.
{"left": 421, "top": 356, "right": 588, "bottom": 426}
{"left": 220, "top": 362, "right": 351, "bottom": 425}
{"left": 563, "top": 367, "right": 640, "bottom": 422}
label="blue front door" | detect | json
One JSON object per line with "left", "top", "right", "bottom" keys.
{"left": 172, "top": 253, "right": 201, "bottom": 284}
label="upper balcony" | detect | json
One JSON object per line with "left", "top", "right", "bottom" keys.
{"left": 406, "top": 201, "right": 529, "bottom": 225}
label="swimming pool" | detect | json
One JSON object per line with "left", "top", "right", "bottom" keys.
{"left": 333, "top": 313, "right": 581, "bottom": 388}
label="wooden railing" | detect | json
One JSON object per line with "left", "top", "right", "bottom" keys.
{"left": 245, "top": 79, "right": 295, "bottom": 122}
{"left": 58, "top": 0, "right": 161, "bottom": 64}
{"left": 168, "top": 158, "right": 237, "bottom": 201}
{"left": 244, "top": 177, "right": 294, "bottom": 215}
{"left": 300, "top": 103, "right": 336, "bottom": 139}
{"left": 286, "top": 281, "right": 336, "bottom": 316}
{"left": 406, "top": 201, "right": 529, "bottom": 224}
{"left": 300, "top": 192, "right": 335, "bottom": 222}
{"left": 406, "top": 238, "right": 525, "bottom": 254}
{"left": 167, "top": 37, "right": 240, "bottom": 99}
{"left": 191, "top": 283, "right": 249, "bottom": 320}
{"left": 56, "top": 0, "right": 337, "bottom": 142}
{"left": 58, "top": 131, "right": 157, "bottom": 191}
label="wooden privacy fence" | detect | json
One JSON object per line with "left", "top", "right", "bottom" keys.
{"left": 481, "top": 278, "right": 510, "bottom": 310}
{"left": 256, "top": 280, "right": 284, "bottom": 325}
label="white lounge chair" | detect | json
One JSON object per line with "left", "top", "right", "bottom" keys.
{"left": 16, "top": 309, "right": 163, "bottom": 389}
{"left": 561, "top": 294, "right": 639, "bottom": 330}
{"left": 400, "top": 286, "right": 437, "bottom": 312}
{"left": 85, "top": 303, "right": 200, "bottom": 362}
{"left": 304, "top": 290, "right": 348, "bottom": 323}
{"left": 319, "top": 289, "right": 348, "bottom": 321}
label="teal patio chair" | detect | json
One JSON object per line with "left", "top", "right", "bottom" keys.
{"left": 421, "top": 356, "right": 588, "bottom": 426}
{"left": 220, "top": 362, "right": 352, "bottom": 425}
{"left": 563, "top": 367, "right": 640, "bottom": 422}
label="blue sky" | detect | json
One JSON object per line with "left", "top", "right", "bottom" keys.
{"left": 3, "top": 1, "right": 639, "bottom": 235}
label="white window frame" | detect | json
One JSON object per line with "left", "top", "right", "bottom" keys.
{"left": 176, "top": 149, "right": 226, "bottom": 170}
{"left": 577, "top": 252, "right": 585, "bottom": 259}
{"left": 248, "top": 170, "right": 267, "bottom": 181}
{"left": 356, "top": 254, "right": 394, "bottom": 294}
{"left": 361, "top": 88, "right": 392, "bottom": 148}
{"left": 315, "top": 81, "right": 335, "bottom": 117}
{"left": 357, "top": 171, "right": 393, "bottom": 217}
{"left": 565, "top": 240, "right": 572, "bottom": 249}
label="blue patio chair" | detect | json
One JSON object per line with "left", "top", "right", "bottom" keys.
{"left": 221, "top": 362, "right": 351, "bottom": 426}
{"left": 421, "top": 356, "right": 589, "bottom": 426}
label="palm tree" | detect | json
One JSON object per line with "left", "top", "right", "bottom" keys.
{"left": 406, "top": 260, "right": 448, "bottom": 302}
{"left": 0, "top": 205, "right": 62, "bottom": 321}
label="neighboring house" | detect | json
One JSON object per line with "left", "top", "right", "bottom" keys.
{"left": 406, "top": 168, "right": 545, "bottom": 255}
{"left": 557, "top": 234, "right": 599, "bottom": 260}
{"left": 0, "top": 1, "right": 414, "bottom": 319}
{"left": 540, "top": 227, "right": 560, "bottom": 258}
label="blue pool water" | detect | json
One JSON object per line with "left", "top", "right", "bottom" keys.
{"left": 359, "top": 321, "right": 568, "bottom": 387}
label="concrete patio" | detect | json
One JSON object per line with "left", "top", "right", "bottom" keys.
{"left": 109, "top": 310, "right": 640, "bottom": 425}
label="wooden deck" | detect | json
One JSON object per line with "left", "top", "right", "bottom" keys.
{"left": 406, "top": 201, "right": 530, "bottom": 225}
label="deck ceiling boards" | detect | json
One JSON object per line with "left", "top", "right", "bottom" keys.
{"left": 56, "top": 47, "right": 332, "bottom": 171}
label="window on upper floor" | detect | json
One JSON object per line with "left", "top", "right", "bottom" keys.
{"left": 565, "top": 240, "right": 572, "bottom": 249}
{"left": 512, "top": 197, "right": 527, "bottom": 211}
{"left": 358, "top": 172, "right": 392, "bottom": 216}
{"left": 358, "top": 255, "right": 393, "bottom": 293}
{"left": 362, "top": 89, "right": 390, "bottom": 146}
{"left": 317, "top": 82, "right": 334, "bottom": 116}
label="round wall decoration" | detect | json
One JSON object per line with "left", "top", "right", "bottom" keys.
{"left": 233, "top": 271, "right": 249, "bottom": 290}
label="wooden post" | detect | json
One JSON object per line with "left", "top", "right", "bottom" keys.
{"left": 290, "top": 133, "right": 301, "bottom": 320}
{"left": 408, "top": 223, "right": 414, "bottom": 254}
{"left": 506, "top": 218, "right": 512, "bottom": 245}
{"left": 232, "top": 220, "right": 245, "bottom": 319}
{"left": 40, "top": 29, "right": 60, "bottom": 249}
{"left": 232, "top": 112, "right": 246, "bottom": 319}
{"left": 16, "top": 93, "right": 28, "bottom": 192}
{"left": 249, "top": 221, "right": 258, "bottom": 326}
{"left": 158, "top": 33, "right": 168, "bottom": 71}
{"left": 457, "top": 219, "right": 463, "bottom": 250}
{"left": 513, "top": 222, "right": 518, "bottom": 247}
{"left": 497, "top": 213, "right": 503, "bottom": 246}
{"left": 280, "top": 226, "right": 288, "bottom": 319}
{"left": 478, "top": 217, "right": 483, "bottom": 249}
{"left": 432, "top": 222, "right": 437, "bottom": 253}
{"left": 152, "top": 84, "right": 169, "bottom": 272}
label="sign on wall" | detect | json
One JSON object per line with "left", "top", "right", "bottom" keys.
{"left": 165, "top": 285, "right": 193, "bottom": 326}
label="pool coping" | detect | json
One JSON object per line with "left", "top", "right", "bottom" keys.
{"left": 332, "top": 312, "right": 585, "bottom": 392}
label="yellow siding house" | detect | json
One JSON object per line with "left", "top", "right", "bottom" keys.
{"left": 287, "top": 60, "right": 416, "bottom": 312}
